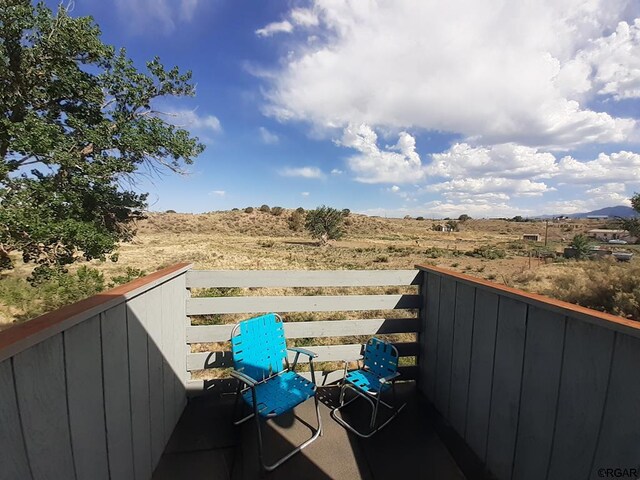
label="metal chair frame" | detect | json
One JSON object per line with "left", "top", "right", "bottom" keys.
{"left": 230, "top": 313, "right": 322, "bottom": 472}
{"left": 331, "top": 338, "right": 406, "bottom": 438}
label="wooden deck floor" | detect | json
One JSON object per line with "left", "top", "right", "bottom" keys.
{"left": 153, "top": 382, "right": 466, "bottom": 480}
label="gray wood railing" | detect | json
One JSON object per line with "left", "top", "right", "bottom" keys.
{"left": 417, "top": 264, "right": 640, "bottom": 480}
{"left": 0, "top": 263, "right": 190, "bottom": 480}
{"left": 184, "top": 269, "right": 422, "bottom": 390}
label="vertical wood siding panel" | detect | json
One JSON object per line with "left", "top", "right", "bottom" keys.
{"left": 547, "top": 318, "right": 614, "bottom": 480}
{"left": 127, "top": 296, "right": 152, "bottom": 480}
{"left": 424, "top": 273, "right": 441, "bottom": 401}
{"left": 0, "top": 360, "right": 31, "bottom": 480}
{"left": 448, "top": 283, "right": 476, "bottom": 437}
{"left": 485, "top": 297, "right": 528, "bottom": 480}
{"left": 590, "top": 334, "right": 640, "bottom": 477}
{"left": 146, "top": 287, "right": 165, "bottom": 467}
{"left": 512, "top": 309, "right": 566, "bottom": 480}
{"left": 13, "top": 335, "right": 75, "bottom": 480}
{"left": 435, "top": 277, "right": 457, "bottom": 415}
{"left": 64, "top": 316, "right": 109, "bottom": 480}
{"left": 161, "top": 280, "right": 176, "bottom": 442}
{"left": 176, "top": 275, "right": 187, "bottom": 414}
{"left": 101, "top": 304, "right": 135, "bottom": 480}
{"left": 465, "top": 290, "right": 500, "bottom": 461}
{"left": 418, "top": 277, "right": 429, "bottom": 392}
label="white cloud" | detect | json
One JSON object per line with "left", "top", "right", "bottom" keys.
{"left": 390, "top": 185, "right": 400, "bottom": 192}
{"left": 429, "top": 178, "right": 552, "bottom": 197}
{"left": 301, "top": 191, "right": 310, "bottom": 196}
{"left": 259, "top": 127, "right": 279, "bottom": 144}
{"left": 256, "top": 21, "right": 294, "bottom": 37}
{"left": 340, "top": 124, "right": 425, "bottom": 183}
{"left": 279, "top": 166, "right": 325, "bottom": 179}
{"left": 331, "top": 168, "right": 343, "bottom": 175}
{"left": 567, "top": 19, "right": 640, "bottom": 100}
{"left": 169, "top": 109, "right": 222, "bottom": 133}
{"left": 428, "top": 143, "right": 557, "bottom": 180}
{"left": 291, "top": 8, "right": 320, "bottom": 27}
{"left": 210, "top": 190, "right": 226, "bottom": 196}
{"left": 262, "top": 0, "right": 638, "bottom": 148}
{"left": 554, "top": 151, "right": 640, "bottom": 183}
{"left": 113, "top": 0, "right": 202, "bottom": 32}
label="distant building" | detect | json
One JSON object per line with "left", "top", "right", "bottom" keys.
{"left": 587, "top": 229, "right": 636, "bottom": 242}
{"left": 586, "top": 215, "right": 609, "bottom": 220}
{"left": 433, "top": 224, "right": 453, "bottom": 232}
{"left": 522, "top": 234, "right": 541, "bottom": 241}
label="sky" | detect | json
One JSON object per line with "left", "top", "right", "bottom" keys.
{"left": 50, "top": 0, "right": 640, "bottom": 218}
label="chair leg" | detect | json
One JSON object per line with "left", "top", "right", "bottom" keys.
{"left": 331, "top": 383, "right": 407, "bottom": 438}
{"left": 255, "top": 395, "right": 323, "bottom": 472}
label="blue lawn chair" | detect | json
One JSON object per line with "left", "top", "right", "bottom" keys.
{"left": 331, "top": 337, "right": 406, "bottom": 438}
{"left": 230, "top": 313, "right": 322, "bottom": 471}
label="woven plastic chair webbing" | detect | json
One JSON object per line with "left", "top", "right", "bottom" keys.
{"left": 231, "top": 313, "right": 286, "bottom": 381}
{"left": 363, "top": 338, "right": 398, "bottom": 378}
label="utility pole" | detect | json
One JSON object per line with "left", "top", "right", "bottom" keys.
{"left": 544, "top": 220, "right": 549, "bottom": 246}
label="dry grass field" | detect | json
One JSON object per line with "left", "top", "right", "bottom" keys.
{"left": 1, "top": 209, "right": 638, "bottom": 329}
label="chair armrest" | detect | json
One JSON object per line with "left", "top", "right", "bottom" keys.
{"left": 230, "top": 369, "right": 258, "bottom": 387}
{"left": 379, "top": 371, "right": 401, "bottom": 384}
{"left": 287, "top": 347, "right": 318, "bottom": 359}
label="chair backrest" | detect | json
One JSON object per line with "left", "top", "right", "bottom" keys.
{"left": 363, "top": 337, "right": 399, "bottom": 378}
{"left": 231, "top": 313, "right": 287, "bottom": 381}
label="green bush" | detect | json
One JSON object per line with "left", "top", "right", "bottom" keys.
{"left": 244, "top": 207, "right": 254, "bottom": 213}
{"left": 466, "top": 245, "right": 506, "bottom": 259}
{"left": 108, "top": 267, "right": 146, "bottom": 288}
{"left": 305, "top": 205, "right": 345, "bottom": 245}
{"left": 271, "top": 206, "right": 284, "bottom": 216}
{"left": 259, "top": 204, "right": 270, "bottom": 213}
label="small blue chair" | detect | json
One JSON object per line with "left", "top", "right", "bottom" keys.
{"left": 230, "top": 313, "right": 322, "bottom": 471}
{"left": 331, "top": 337, "right": 406, "bottom": 438}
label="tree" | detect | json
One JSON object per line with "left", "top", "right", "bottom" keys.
{"left": 259, "top": 204, "right": 270, "bottom": 213}
{"left": 304, "top": 205, "right": 344, "bottom": 245}
{"left": 288, "top": 209, "right": 305, "bottom": 232}
{"left": 458, "top": 214, "right": 471, "bottom": 222}
{"left": 446, "top": 219, "right": 459, "bottom": 232}
{"left": 570, "top": 234, "right": 594, "bottom": 259}
{"left": 0, "top": 2, "right": 203, "bottom": 278}
{"left": 615, "top": 192, "right": 640, "bottom": 241}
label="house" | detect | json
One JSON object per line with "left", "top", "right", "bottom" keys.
{"left": 433, "top": 224, "right": 453, "bottom": 232}
{"left": 587, "top": 229, "right": 636, "bottom": 242}
{"left": 522, "top": 233, "right": 541, "bottom": 241}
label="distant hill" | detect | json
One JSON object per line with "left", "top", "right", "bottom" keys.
{"left": 567, "top": 205, "right": 639, "bottom": 218}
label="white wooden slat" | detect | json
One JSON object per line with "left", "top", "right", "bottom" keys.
{"left": 186, "top": 341, "right": 419, "bottom": 371}
{"left": 145, "top": 287, "right": 165, "bottom": 468}
{"left": 101, "top": 304, "right": 135, "bottom": 480}
{"left": 186, "top": 294, "right": 421, "bottom": 315}
{"left": 13, "top": 335, "right": 76, "bottom": 480}
{"left": 186, "top": 317, "right": 420, "bottom": 343}
{"left": 64, "top": 316, "right": 109, "bottom": 480}
{"left": 0, "top": 360, "right": 31, "bottom": 480}
{"left": 186, "top": 269, "right": 421, "bottom": 288}
{"left": 126, "top": 295, "right": 152, "bottom": 480}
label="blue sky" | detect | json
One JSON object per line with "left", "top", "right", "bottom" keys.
{"left": 51, "top": 0, "right": 640, "bottom": 218}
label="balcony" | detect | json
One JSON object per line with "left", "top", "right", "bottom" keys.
{"left": 1, "top": 264, "right": 638, "bottom": 480}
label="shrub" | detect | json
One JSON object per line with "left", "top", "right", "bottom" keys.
{"left": 296, "top": 207, "right": 305, "bottom": 214}
{"left": 244, "top": 207, "right": 254, "bottom": 213}
{"left": 108, "top": 267, "right": 146, "bottom": 288}
{"left": 466, "top": 245, "right": 506, "bottom": 259}
{"left": 231, "top": 208, "right": 239, "bottom": 211}
{"left": 288, "top": 210, "right": 306, "bottom": 232}
{"left": 271, "top": 206, "right": 284, "bottom": 216}
{"left": 416, "top": 216, "right": 425, "bottom": 221}
{"left": 545, "top": 261, "right": 640, "bottom": 319}
{"left": 458, "top": 214, "right": 471, "bottom": 222}
{"left": 165, "top": 209, "right": 176, "bottom": 213}
{"left": 305, "top": 205, "right": 345, "bottom": 245}
{"left": 341, "top": 208, "right": 351, "bottom": 217}
{"left": 569, "top": 234, "right": 594, "bottom": 259}
{"left": 259, "top": 204, "right": 270, "bottom": 213}
{"left": 374, "top": 255, "right": 389, "bottom": 263}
